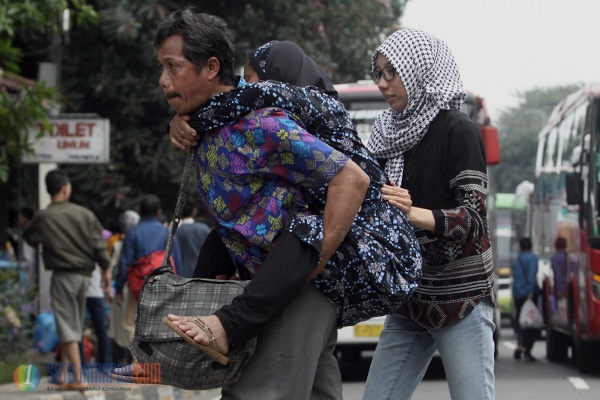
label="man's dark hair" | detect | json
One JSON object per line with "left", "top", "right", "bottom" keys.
{"left": 20, "top": 207, "right": 34, "bottom": 221}
{"left": 8, "top": 208, "right": 18, "bottom": 225}
{"left": 519, "top": 237, "right": 532, "bottom": 251}
{"left": 182, "top": 199, "right": 196, "bottom": 218}
{"left": 154, "top": 6, "right": 236, "bottom": 85}
{"left": 140, "top": 194, "right": 162, "bottom": 218}
{"left": 555, "top": 236, "right": 567, "bottom": 250}
{"left": 45, "top": 169, "right": 70, "bottom": 196}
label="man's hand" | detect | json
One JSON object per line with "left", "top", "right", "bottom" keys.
{"left": 169, "top": 114, "right": 198, "bottom": 153}
{"left": 101, "top": 268, "right": 113, "bottom": 300}
{"left": 101, "top": 268, "right": 111, "bottom": 289}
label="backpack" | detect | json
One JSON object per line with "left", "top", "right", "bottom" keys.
{"left": 128, "top": 250, "right": 175, "bottom": 299}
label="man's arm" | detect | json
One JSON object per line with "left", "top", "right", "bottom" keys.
{"left": 116, "top": 232, "right": 135, "bottom": 294}
{"left": 309, "top": 159, "right": 370, "bottom": 279}
{"left": 90, "top": 216, "right": 111, "bottom": 270}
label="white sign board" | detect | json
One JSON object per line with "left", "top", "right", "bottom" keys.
{"left": 23, "top": 116, "right": 110, "bottom": 163}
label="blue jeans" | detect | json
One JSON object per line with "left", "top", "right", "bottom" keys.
{"left": 363, "top": 299, "right": 495, "bottom": 400}
{"left": 85, "top": 297, "right": 112, "bottom": 364}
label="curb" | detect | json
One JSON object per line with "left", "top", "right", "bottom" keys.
{"left": 0, "top": 381, "right": 221, "bottom": 400}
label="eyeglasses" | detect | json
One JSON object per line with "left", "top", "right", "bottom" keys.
{"left": 370, "top": 66, "right": 396, "bottom": 85}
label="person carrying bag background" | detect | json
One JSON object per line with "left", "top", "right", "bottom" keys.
{"left": 511, "top": 237, "right": 541, "bottom": 362}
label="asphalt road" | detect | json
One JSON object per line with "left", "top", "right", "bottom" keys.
{"left": 3, "top": 325, "right": 599, "bottom": 399}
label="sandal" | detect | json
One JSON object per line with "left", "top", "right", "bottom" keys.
{"left": 163, "top": 316, "right": 229, "bottom": 365}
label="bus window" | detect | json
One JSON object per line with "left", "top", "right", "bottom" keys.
{"left": 558, "top": 107, "right": 583, "bottom": 170}
{"left": 543, "top": 126, "right": 559, "bottom": 171}
{"left": 596, "top": 103, "right": 600, "bottom": 135}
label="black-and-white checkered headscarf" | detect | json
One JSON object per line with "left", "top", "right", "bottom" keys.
{"left": 366, "top": 29, "right": 466, "bottom": 184}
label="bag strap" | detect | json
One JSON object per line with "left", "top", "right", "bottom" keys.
{"left": 517, "top": 256, "right": 527, "bottom": 278}
{"left": 162, "top": 151, "right": 196, "bottom": 266}
{"left": 162, "top": 151, "right": 252, "bottom": 280}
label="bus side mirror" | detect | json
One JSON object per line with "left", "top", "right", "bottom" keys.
{"left": 566, "top": 172, "right": 582, "bottom": 205}
{"left": 480, "top": 126, "right": 500, "bottom": 166}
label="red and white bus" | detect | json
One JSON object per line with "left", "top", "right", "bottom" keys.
{"left": 532, "top": 84, "right": 600, "bottom": 373}
{"left": 334, "top": 81, "right": 501, "bottom": 362}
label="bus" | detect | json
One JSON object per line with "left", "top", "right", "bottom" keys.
{"left": 532, "top": 84, "right": 600, "bottom": 373}
{"left": 334, "top": 81, "right": 501, "bottom": 361}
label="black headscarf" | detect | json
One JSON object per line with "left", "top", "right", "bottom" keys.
{"left": 248, "top": 40, "right": 338, "bottom": 98}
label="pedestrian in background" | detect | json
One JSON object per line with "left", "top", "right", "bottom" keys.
{"left": 23, "top": 169, "right": 111, "bottom": 385}
{"left": 362, "top": 28, "right": 496, "bottom": 400}
{"left": 551, "top": 236, "right": 568, "bottom": 299}
{"left": 512, "top": 236, "right": 540, "bottom": 362}
{"left": 82, "top": 228, "right": 114, "bottom": 365}
{"left": 107, "top": 210, "right": 140, "bottom": 364}
{"left": 7, "top": 207, "right": 37, "bottom": 286}
{"left": 115, "top": 195, "right": 171, "bottom": 342}
{"left": 173, "top": 198, "right": 210, "bottom": 278}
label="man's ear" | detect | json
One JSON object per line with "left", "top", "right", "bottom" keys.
{"left": 205, "top": 57, "right": 220, "bottom": 80}
{"left": 60, "top": 184, "right": 69, "bottom": 197}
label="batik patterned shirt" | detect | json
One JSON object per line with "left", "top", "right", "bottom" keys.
{"left": 195, "top": 106, "right": 347, "bottom": 269}
{"left": 189, "top": 80, "right": 422, "bottom": 327}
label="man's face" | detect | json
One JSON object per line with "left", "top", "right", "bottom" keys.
{"left": 157, "top": 35, "right": 213, "bottom": 114}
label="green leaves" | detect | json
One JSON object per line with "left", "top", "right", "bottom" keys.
{"left": 6, "top": 0, "right": 409, "bottom": 221}
{"left": 226, "top": 0, "right": 406, "bottom": 83}
{"left": 496, "top": 84, "right": 582, "bottom": 193}
{"left": 0, "top": 78, "right": 59, "bottom": 180}
{"left": 0, "top": 0, "right": 97, "bottom": 184}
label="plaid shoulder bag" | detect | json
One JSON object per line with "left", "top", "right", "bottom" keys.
{"left": 129, "top": 151, "right": 256, "bottom": 390}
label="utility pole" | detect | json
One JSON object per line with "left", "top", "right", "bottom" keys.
{"left": 35, "top": 9, "right": 65, "bottom": 311}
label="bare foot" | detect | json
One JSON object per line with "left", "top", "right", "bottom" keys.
{"left": 166, "top": 314, "right": 230, "bottom": 355}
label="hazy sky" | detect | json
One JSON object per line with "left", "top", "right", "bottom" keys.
{"left": 401, "top": 0, "right": 599, "bottom": 120}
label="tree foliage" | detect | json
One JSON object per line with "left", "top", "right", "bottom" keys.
{"left": 495, "top": 84, "right": 582, "bottom": 193}
{"left": 4, "top": 1, "right": 408, "bottom": 224}
{"left": 0, "top": 0, "right": 98, "bottom": 249}
{"left": 53, "top": 0, "right": 408, "bottom": 223}
{"left": 58, "top": 0, "right": 183, "bottom": 220}
{"left": 0, "top": 0, "right": 97, "bottom": 183}
{"left": 208, "top": 0, "right": 406, "bottom": 83}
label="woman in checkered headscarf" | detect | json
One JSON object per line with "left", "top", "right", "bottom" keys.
{"left": 364, "top": 29, "right": 496, "bottom": 400}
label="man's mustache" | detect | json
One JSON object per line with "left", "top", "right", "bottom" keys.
{"left": 164, "top": 91, "right": 180, "bottom": 100}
